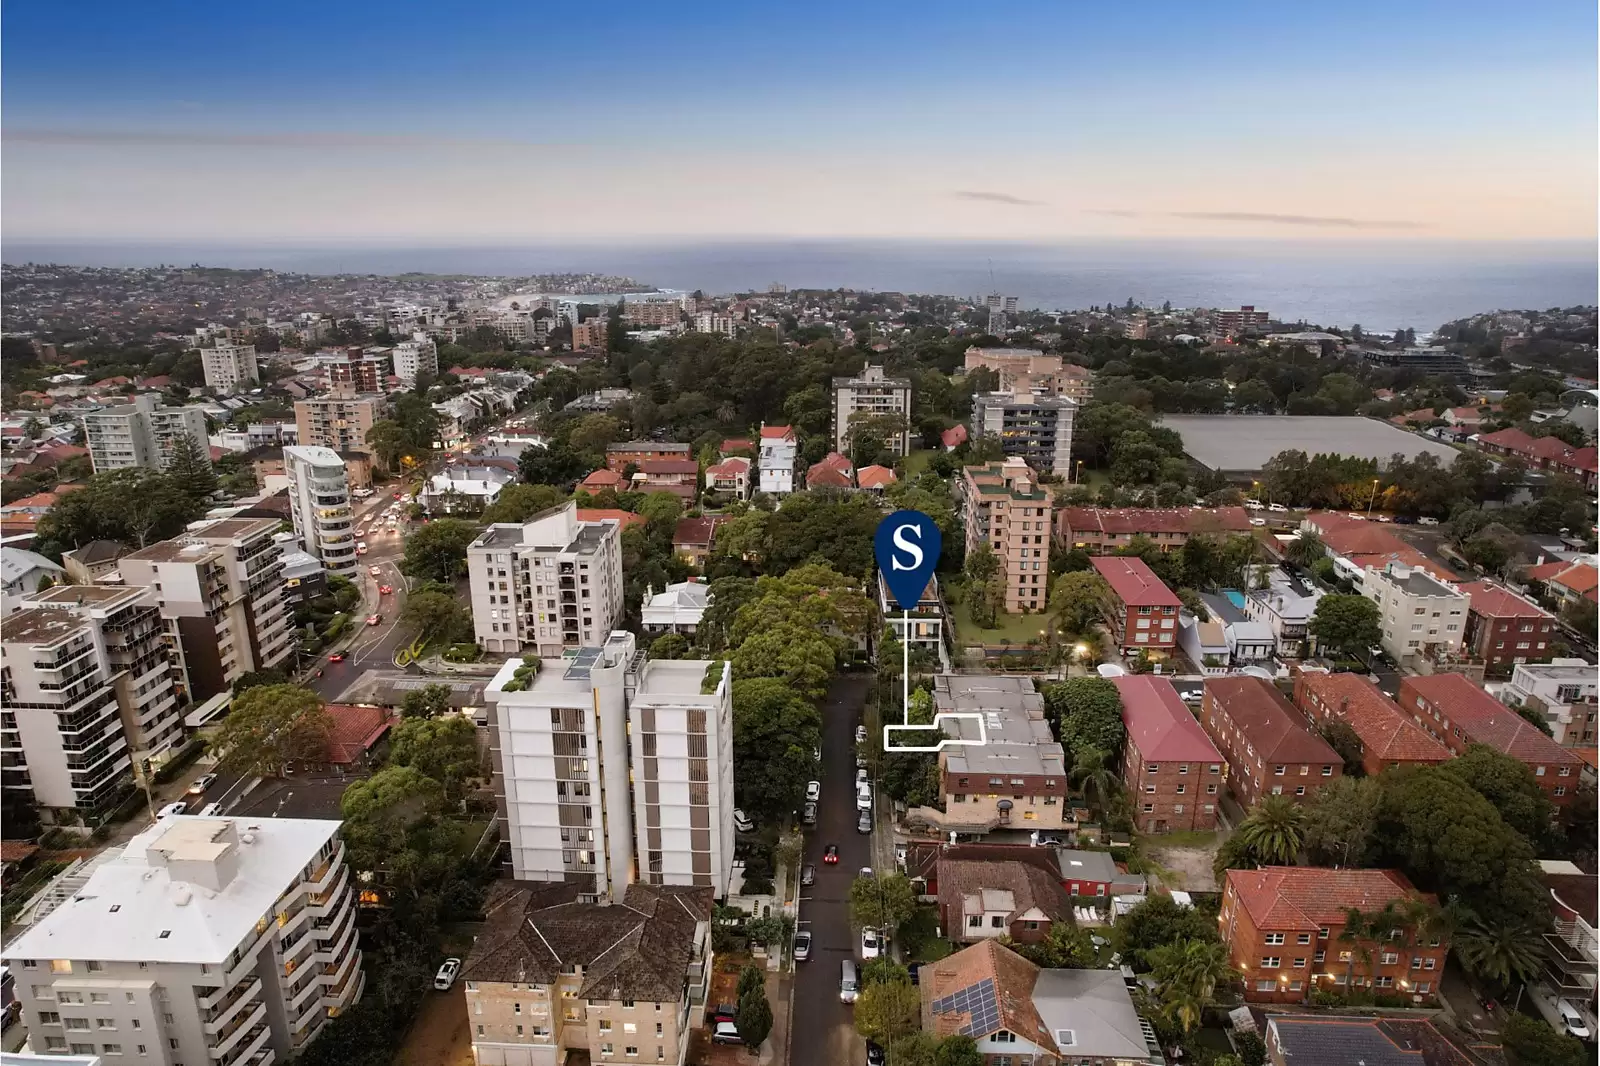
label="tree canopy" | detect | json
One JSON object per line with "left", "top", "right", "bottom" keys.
{"left": 209, "top": 684, "right": 331, "bottom": 777}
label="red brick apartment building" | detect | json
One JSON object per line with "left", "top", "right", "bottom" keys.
{"left": 1459, "top": 580, "right": 1558, "bottom": 675}
{"left": 605, "top": 441, "right": 691, "bottom": 472}
{"left": 1091, "top": 556, "right": 1181, "bottom": 655}
{"left": 1399, "top": 673, "right": 1581, "bottom": 809}
{"left": 1201, "top": 677, "right": 1342, "bottom": 807}
{"left": 1056, "top": 506, "right": 1252, "bottom": 554}
{"left": 1221, "top": 866, "right": 1448, "bottom": 1005}
{"left": 1291, "top": 672, "right": 1451, "bottom": 777}
{"left": 1112, "top": 675, "right": 1224, "bottom": 833}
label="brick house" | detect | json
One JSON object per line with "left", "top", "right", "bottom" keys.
{"left": 604, "top": 441, "right": 692, "bottom": 472}
{"left": 1090, "top": 556, "right": 1181, "bottom": 656}
{"left": 937, "top": 858, "right": 1073, "bottom": 945}
{"left": 1200, "top": 677, "right": 1342, "bottom": 807}
{"left": 1291, "top": 672, "right": 1451, "bottom": 777}
{"left": 1399, "top": 673, "right": 1582, "bottom": 809}
{"left": 633, "top": 458, "right": 700, "bottom": 504}
{"left": 1056, "top": 506, "right": 1252, "bottom": 554}
{"left": 1476, "top": 427, "right": 1599, "bottom": 488}
{"left": 1459, "top": 580, "right": 1558, "bottom": 676}
{"left": 1112, "top": 675, "right": 1224, "bottom": 833}
{"left": 671, "top": 516, "right": 727, "bottom": 567}
{"left": 1221, "top": 866, "right": 1448, "bottom": 1005}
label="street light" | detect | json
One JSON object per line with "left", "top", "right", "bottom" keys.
{"left": 1365, "top": 478, "right": 1381, "bottom": 518}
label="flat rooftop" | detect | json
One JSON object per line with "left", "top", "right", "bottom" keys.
{"left": 1161, "top": 415, "right": 1460, "bottom": 473}
{"left": 26, "top": 584, "right": 145, "bottom": 608}
{"left": 934, "top": 675, "right": 1065, "bottom": 777}
{"left": 192, "top": 516, "right": 280, "bottom": 541}
{"left": 122, "top": 539, "right": 220, "bottom": 564}
{"left": 638, "top": 659, "right": 720, "bottom": 697}
{"left": 1, "top": 606, "right": 90, "bottom": 645}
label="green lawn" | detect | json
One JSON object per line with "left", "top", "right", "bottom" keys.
{"left": 1139, "top": 829, "right": 1220, "bottom": 849}
{"left": 950, "top": 598, "right": 1054, "bottom": 646}
{"left": 902, "top": 449, "right": 935, "bottom": 479}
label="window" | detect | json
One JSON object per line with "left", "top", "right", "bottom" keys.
{"left": 992, "top": 1031, "right": 1016, "bottom": 1043}
{"left": 1256, "top": 980, "right": 1276, "bottom": 992}
{"left": 1295, "top": 786, "right": 1306, "bottom": 796}
{"left": 1314, "top": 951, "right": 1325, "bottom": 963}
{"left": 1207, "top": 783, "right": 1218, "bottom": 794}
{"left": 625, "top": 1048, "right": 639, "bottom": 1057}
{"left": 1319, "top": 927, "right": 1330, "bottom": 940}
{"left": 1264, "top": 933, "right": 1285, "bottom": 945}
{"left": 1417, "top": 982, "right": 1431, "bottom": 994}
{"left": 1424, "top": 958, "right": 1435, "bottom": 970}
{"left": 991, "top": 915, "right": 1005, "bottom": 928}
{"left": 90, "top": 994, "right": 109, "bottom": 1005}
{"left": 97, "top": 1018, "right": 116, "bottom": 1029}
{"left": 1297, "top": 933, "right": 1311, "bottom": 944}
{"left": 968, "top": 915, "right": 982, "bottom": 928}
{"left": 1411, "top": 957, "right": 1422, "bottom": 970}
{"left": 1293, "top": 958, "right": 1306, "bottom": 968}
{"left": 39, "top": 1012, "right": 61, "bottom": 1025}
{"left": 476, "top": 1026, "right": 484, "bottom": 1037}
{"left": 65, "top": 1018, "right": 91, "bottom": 1031}
{"left": 1376, "top": 976, "right": 1393, "bottom": 988}
{"left": 1274, "top": 765, "right": 1286, "bottom": 776}
{"left": 1321, "top": 765, "right": 1333, "bottom": 776}
{"left": 1381, "top": 952, "right": 1398, "bottom": 965}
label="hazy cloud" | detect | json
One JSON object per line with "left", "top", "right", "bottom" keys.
{"left": 1088, "top": 207, "right": 1428, "bottom": 230}
{"left": 3, "top": 127, "right": 567, "bottom": 150}
{"left": 954, "top": 190, "right": 1043, "bottom": 207}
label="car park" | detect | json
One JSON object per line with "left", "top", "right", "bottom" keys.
{"left": 793, "top": 931, "right": 812, "bottom": 961}
{"left": 801, "top": 864, "right": 816, "bottom": 886}
{"left": 434, "top": 957, "right": 462, "bottom": 989}
{"left": 188, "top": 773, "right": 218, "bottom": 796}
{"left": 823, "top": 844, "right": 839, "bottom": 864}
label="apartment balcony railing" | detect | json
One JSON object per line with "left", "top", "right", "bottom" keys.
{"left": 202, "top": 977, "right": 263, "bottom": 1035}
{"left": 215, "top": 1020, "right": 271, "bottom": 1066}
{"left": 210, "top": 1000, "right": 268, "bottom": 1058}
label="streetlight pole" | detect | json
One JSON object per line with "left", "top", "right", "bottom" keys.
{"left": 1365, "top": 478, "right": 1380, "bottom": 518}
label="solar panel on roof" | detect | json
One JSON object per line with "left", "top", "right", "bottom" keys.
{"left": 930, "top": 977, "right": 999, "bottom": 1036}
{"left": 565, "top": 647, "right": 602, "bottom": 679}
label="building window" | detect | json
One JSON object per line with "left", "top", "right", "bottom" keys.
{"left": 1255, "top": 980, "right": 1276, "bottom": 992}
{"left": 1264, "top": 933, "right": 1284, "bottom": 945}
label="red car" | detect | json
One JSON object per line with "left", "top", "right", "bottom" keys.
{"left": 328, "top": 652, "right": 346, "bottom": 663}
{"left": 366, "top": 614, "right": 382, "bottom": 627}
{"left": 823, "top": 844, "right": 839, "bottom": 865}
{"left": 379, "top": 584, "right": 393, "bottom": 595}
{"left": 392, "top": 492, "right": 402, "bottom": 499}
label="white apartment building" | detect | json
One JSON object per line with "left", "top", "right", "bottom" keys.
{"left": 2, "top": 816, "right": 363, "bottom": 1065}
{"left": 282, "top": 447, "right": 357, "bottom": 580}
{"left": 757, "top": 424, "right": 798, "bottom": 495}
{"left": 117, "top": 518, "right": 295, "bottom": 705}
{"left": 691, "top": 311, "right": 736, "bottom": 338}
{"left": 833, "top": 364, "right": 913, "bottom": 457}
{"left": 1357, "top": 561, "right": 1468, "bottom": 665}
{"left": 467, "top": 502, "right": 624, "bottom": 657}
{"left": 972, "top": 389, "right": 1077, "bottom": 476}
{"left": 1500, "top": 660, "right": 1599, "bottom": 747}
{"left": 390, "top": 333, "right": 439, "bottom": 386}
{"left": 200, "top": 344, "right": 260, "bottom": 394}
{"left": 485, "top": 631, "right": 735, "bottom": 899}
{"left": 1243, "top": 570, "right": 1323, "bottom": 658}
{"left": 83, "top": 395, "right": 210, "bottom": 474}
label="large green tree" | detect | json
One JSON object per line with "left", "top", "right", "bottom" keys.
{"left": 164, "top": 432, "right": 220, "bottom": 500}
{"left": 853, "top": 978, "right": 921, "bottom": 1046}
{"left": 1302, "top": 775, "right": 1380, "bottom": 867}
{"left": 209, "top": 684, "right": 331, "bottom": 777}
{"left": 1236, "top": 794, "right": 1306, "bottom": 865}
{"left": 400, "top": 587, "right": 473, "bottom": 643}
{"left": 1439, "top": 744, "right": 1557, "bottom": 847}
{"left": 388, "top": 714, "right": 482, "bottom": 802}
{"left": 848, "top": 872, "right": 918, "bottom": 935}
{"left": 478, "top": 483, "right": 566, "bottom": 524}
{"left": 1049, "top": 570, "right": 1110, "bottom": 638}
{"left": 1308, "top": 594, "right": 1383, "bottom": 659}
{"left": 1501, "top": 1013, "right": 1589, "bottom": 1066}
{"left": 731, "top": 678, "right": 821, "bottom": 822}
{"left": 1147, "top": 939, "right": 1233, "bottom": 1033}
{"left": 1042, "top": 678, "right": 1125, "bottom": 755}
{"left": 1113, "top": 895, "right": 1220, "bottom": 973}
{"left": 401, "top": 518, "right": 479, "bottom": 582}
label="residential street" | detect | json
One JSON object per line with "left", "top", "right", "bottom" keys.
{"left": 791, "top": 675, "right": 872, "bottom": 1066}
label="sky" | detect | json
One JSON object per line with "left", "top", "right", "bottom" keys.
{"left": 3, "top": 0, "right": 1596, "bottom": 244}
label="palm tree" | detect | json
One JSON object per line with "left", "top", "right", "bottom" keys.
{"left": 1286, "top": 530, "right": 1325, "bottom": 569}
{"left": 1147, "top": 939, "right": 1234, "bottom": 1032}
{"left": 1454, "top": 915, "right": 1547, "bottom": 991}
{"left": 1237, "top": 795, "right": 1306, "bottom": 866}
{"left": 1070, "top": 747, "right": 1120, "bottom": 812}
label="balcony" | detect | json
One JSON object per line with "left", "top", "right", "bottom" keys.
{"left": 215, "top": 1020, "right": 272, "bottom": 1066}
{"left": 210, "top": 1000, "right": 268, "bottom": 1059}
{"left": 203, "top": 977, "right": 263, "bottom": 1035}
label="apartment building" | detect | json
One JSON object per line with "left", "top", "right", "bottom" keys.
{"left": 1459, "top": 580, "right": 1558, "bottom": 675}
{"left": 1290, "top": 671, "right": 1450, "bottom": 776}
{"left": 915, "top": 675, "right": 1069, "bottom": 835}
{"left": 1211, "top": 305, "right": 1271, "bottom": 335}
{"left": 605, "top": 441, "right": 692, "bottom": 472}
{"left": 1399, "top": 673, "right": 1581, "bottom": 809}
{"left": 704, "top": 456, "right": 750, "bottom": 500}
{"left": 958, "top": 459, "right": 1053, "bottom": 613}
{"left": 620, "top": 299, "right": 684, "bottom": 327}
{"left": 1112, "top": 676, "right": 1223, "bottom": 834}
{"left": 691, "top": 312, "right": 735, "bottom": 338}
{"left": 1541, "top": 861, "right": 1598, "bottom": 1008}
{"left": 83, "top": 395, "right": 210, "bottom": 474}
{"left": 324, "top": 347, "right": 388, "bottom": 393}
{"left": 2, "top": 816, "right": 363, "bottom": 1065}
{"left": 832, "top": 364, "right": 913, "bottom": 457}
{"left": 972, "top": 390, "right": 1076, "bottom": 476}
{"left": 118, "top": 518, "right": 294, "bottom": 703}
{"left": 292, "top": 394, "right": 379, "bottom": 455}
{"left": 1244, "top": 570, "right": 1322, "bottom": 658}
{"left": 1477, "top": 427, "right": 1599, "bottom": 488}
{"left": 460, "top": 879, "right": 713, "bottom": 1066}
{"left": 391, "top": 333, "right": 439, "bottom": 386}
{"left": 200, "top": 343, "right": 260, "bottom": 394}
{"left": 1220, "top": 866, "right": 1446, "bottom": 1005}
{"left": 963, "top": 347, "right": 1095, "bottom": 404}
{"left": 1056, "top": 506, "right": 1252, "bottom": 554}
{"left": 1358, "top": 562, "right": 1468, "bottom": 665}
{"left": 484, "top": 632, "right": 735, "bottom": 897}
{"left": 1090, "top": 557, "right": 1181, "bottom": 656}
{"left": 282, "top": 447, "right": 358, "bottom": 581}
{"left": 467, "top": 502, "right": 625, "bottom": 656}
{"left": 571, "top": 318, "right": 608, "bottom": 350}
{"left": 757, "top": 424, "right": 798, "bottom": 495}
{"left": 1200, "top": 677, "right": 1342, "bottom": 808}
{"left": 1500, "top": 660, "right": 1598, "bottom": 747}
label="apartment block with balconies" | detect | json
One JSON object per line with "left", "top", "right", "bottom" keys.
{"left": 833, "top": 364, "right": 913, "bottom": 457}
{"left": 83, "top": 394, "right": 210, "bottom": 474}
{"left": 1500, "top": 660, "right": 1599, "bottom": 747}
{"left": 283, "top": 446, "right": 358, "bottom": 579}
{"left": 1, "top": 816, "right": 362, "bottom": 1066}
{"left": 958, "top": 458, "right": 1054, "bottom": 614}
{"left": 292, "top": 396, "right": 379, "bottom": 456}
{"left": 200, "top": 343, "right": 260, "bottom": 394}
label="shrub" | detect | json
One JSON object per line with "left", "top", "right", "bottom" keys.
{"left": 501, "top": 658, "right": 541, "bottom": 693}
{"left": 701, "top": 660, "right": 726, "bottom": 694}
{"left": 443, "top": 643, "right": 482, "bottom": 663}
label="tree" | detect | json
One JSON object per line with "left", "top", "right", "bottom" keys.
{"left": 1439, "top": 744, "right": 1557, "bottom": 847}
{"left": 853, "top": 978, "right": 921, "bottom": 1046}
{"left": 478, "top": 483, "right": 566, "bottom": 524}
{"left": 736, "top": 963, "right": 765, "bottom": 1000}
{"left": 164, "top": 433, "right": 220, "bottom": 500}
{"left": 231, "top": 668, "right": 289, "bottom": 695}
{"left": 338, "top": 764, "right": 449, "bottom": 901}
{"left": 400, "top": 588, "right": 473, "bottom": 644}
{"left": 1303, "top": 776, "right": 1380, "bottom": 867}
{"left": 848, "top": 872, "right": 918, "bottom": 935}
{"left": 1319, "top": 720, "right": 1366, "bottom": 777}
{"left": 1284, "top": 531, "right": 1325, "bottom": 569}
{"left": 731, "top": 678, "right": 820, "bottom": 822}
{"left": 1236, "top": 795, "right": 1306, "bottom": 865}
{"left": 933, "top": 1036, "right": 985, "bottom": 1066}
{"left": 401, "top": 519, "right": 479, "bottom": 583}
{"left": 20, "top": 415, "right": 45, "bottom": 440}
{"left": 209, "top": 684, "right": 331, "bottom": 777}
{"left": 1042, "top": 678, "right": 1125, "bottom": 755}
{"left": 648, "top": 632, "right": 691, "bottom": 660}
{"left": 1501, "top": 1013, "right": 1589, "bottom": 1066}
{"left": 1147, "top": 938, "right": 1233, "bottom": 1033}
{"left": 732, "top": 623, "right": 836, "bottom": 700}
{"left": 1069, "top": 747, "right": 1120, "bottom": 811}
{"left": 735, "top": 987, "right": 773, "bottom": 1050}
{"left": 1049, "top": 570, "right": 1110, "bottom": 637}
{"left": 399, "top": 683, "right": 453, "bottom": 720}
{"left": 36, "top": 468, "right": 201, "bottom": 550}
{"left": 1308, "top": 594, "right": 1382, "bottom": 659}
{"left": 1511, "top": 703, "right": 1555, "bottom": 737}
{"left": 1009, "top": 921, "right": 1097, "bottom": 968}
{"left": 884, "top": 1034, "right": 940, "bottom": 1066}
{"left": 1112, "top": 895, "right": 1219, "bottom": 973}
{"left": 388, "top": 714, "right": 481, "bottom": 801}
{"left": 1454, "top": 915, "right": 1547, "bottom": 990}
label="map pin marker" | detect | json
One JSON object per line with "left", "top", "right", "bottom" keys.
{"left": 875, "top": 510, "right": 941, "bottom": 611}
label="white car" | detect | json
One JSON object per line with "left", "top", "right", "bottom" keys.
{"left": 1417, "top": 516, "right": 1440, "bottom": 526}
{"left": 805, "top": 780, "right": 821, "bottom": 802}
{"left": 733, "top": 809, "right": 754, "bottom": 833}
{"left": 1559, "top": 999, "right": 1590, "bottom": 1039}
{"left": 860, "top": 928, "right": 881, "bottom": 960}
{"left": 1243, "top": 498, "right": 1264, "bottom": 509}
{"left": 1267, "top": 503, "right": 1288, "bottom": 513}
{"left": 856, "top": 768, "right": 868, "bottom": 785}
{"left": 1249, "top": 517, "right": 1267, "bottom": 527}
{"left": 158, "top": 801, "right": 187, "bottom": 818}
{"left": 434, "top": 958, "right": 462, "bottom": 990}
{"left": 793, "top": 931, "right": 812, "bottom": 961}
{"left": 855, "top": 725, "right": 867, "bottom": 744}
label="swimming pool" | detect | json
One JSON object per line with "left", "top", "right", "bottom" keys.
{"left": 1224, "top": 590, "right": 1248, "bottom": 610}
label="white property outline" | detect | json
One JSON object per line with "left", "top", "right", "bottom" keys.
{"left": 881, "top": 608, "right": 991, "bottom": 753}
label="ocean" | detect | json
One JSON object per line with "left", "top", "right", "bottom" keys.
{"left": 4, "top": 238, "right": 1595, "bottom": 332}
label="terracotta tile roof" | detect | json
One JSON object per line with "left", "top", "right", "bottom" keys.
{"left": 922, "top": 939, "right": 1048, "bottom": 1046}
{"left": 320, "top": 704, "right": 392, "bottom": 765}
{"left": 1402, "top": 673, "right": 1580, "bottom": 767}
{"left": 581, "top": 468, "right": 625, "bottom": 488}
{"left": 1, "top": 491, "right": 62, "bottom": 511}
{"left": 706, "top": 457, "right": 749, "bottom": 478}
{"left": 720, "top": 438, "right": 754, "bottom": 453}
{"left": 1090, "top": 556, "right": 1181, "bottom": 607}
{"left": 1227, "top": 866, "right": 1431, "bottom": 931}
{"left": 940, "top": 424, "right": 968, "bottom": 448}
{"left": 1205, "top": 677, "right": 1341, "bottom": 764}
{"left": 938, "top": 858, "right": 1073, "bottom": 928}
{"left": 807, "top": 465, "right": 854, "bottom": 489}
{"left": 1, "top": 840, "right": 40, "bottom": 863}
{"left": 1524, "top": 561, "right": 1600, "bottom": 597}
{"left": 672, "top": 516, "right": 726, "bottom": 548}
{"left": 576, "top": 508, "right": 645, "bottom": 529}
{"left": 1478, "top": 426, "right": 1536, "bottom": 450}
{"left": 857, "top": 465, "right": 897, "bottom": 489}
{"left": 1062, "top": 506, "right": 1252, "bottom": 539}
{"left": 1295, "top": 673, "right": 1450, "bottom": 765}
{"left": 759, "top": 424, "right": 795, "bottom": 439}
{"left": 1458, "top": 580, "right": 1552, "bottom": 620}
{"left": 1113, "top": 676, "right": 1222, "bottom": 763}
{"left": 461, "top": 879, "right": 714, "bottom": 1000}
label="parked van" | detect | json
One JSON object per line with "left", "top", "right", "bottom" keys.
{"left": 839, "top": 960, "right": 859, "bottom": 1004}
{"left": 856, "top": 782, "right": 872, "bottom": 811}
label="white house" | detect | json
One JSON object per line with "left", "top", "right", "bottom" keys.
{"left": 640, "top": 580, "right": 711, "bottom": 635}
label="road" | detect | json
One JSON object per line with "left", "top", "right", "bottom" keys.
{"left": 793, "top": 675, "right": 872, "bottom": 1066}
{"left": 304, "top": 491, "right": 415, "bottom": 701}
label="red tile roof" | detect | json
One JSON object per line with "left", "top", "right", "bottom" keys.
{"left": 1402, "top": 673, "right": 1581, "bottom": 767}
{"left": 1062, "top": 506, "right": 1251, "bottom": 538}
{"left": 759, "top": 424, "right": 795, "bottom": 440}
{"left": 706, "top": 457, "right": 749, "bottom": 478}
{"left": 1, "top": 840, "right": 40, "bottom": 863}
{"left": 672, "top": 516, "right": 726, "bottom": 548}
{"left": 1524, "top": 561, "right": 1600, "bottom": 598}
{"left": 321, "top": 704, "right": 392, "bottom": 765}
{"left": 1090, "top": 556, "right": 1181, "bottom": 607}
{"left": 1113, "top": 676, "right": 1222, "bottom": 763}
{"left": 1459, "top": 580, "right": 1552, "bottom": 621}
{"left": 1296, "top": 673, "right": 1450, "bottom": 765}
{"left": 806, "top": 464, "right": 854, "bottom": 489}
{"left": 1205, "top": 676, "right": 1342, "bottom": 764}
{"left": 576, "top": 508, "right": 645, "bottom": 529}
{"left": 856, "top": 465, "right": 897, "bottom": 489}
{"left": 581, "top": 468, "right": 624, "bottom": 488}
{"left": 940, "top": 424, "right": 968, "bottom": 448}
{"left": 720, "top": 438, "right": 754, "bottom": 454}
{"left": 1227, "top": 866, "right": 1431, "bottom": 931}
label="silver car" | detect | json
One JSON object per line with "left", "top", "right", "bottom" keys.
{"left": 857, "top": 809, "right": 872, "bottom": 834}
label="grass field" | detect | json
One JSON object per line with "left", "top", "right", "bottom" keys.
{"left": 950, "top": 598, "right": 1053, "bottom": 646}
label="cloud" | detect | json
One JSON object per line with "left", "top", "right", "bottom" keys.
{"left": 1088, "top": 208, "right": 1428, "bottom": 230}
{"left": 3, "top": 127, "right": 568, "bottom": 150}
{"left": 954, "top": 190, "right": 1043, "bottom": 207}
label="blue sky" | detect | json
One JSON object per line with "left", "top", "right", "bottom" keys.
{"left": 4, "top": 0, "right": 1595, "bottom": 242}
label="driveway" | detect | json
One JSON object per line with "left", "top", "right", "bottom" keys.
{"left": 395, "top": 984, "right": 474, "bottom": 1066}
{"left": 792, "top": 675, "right": 872, "bottom": 1066}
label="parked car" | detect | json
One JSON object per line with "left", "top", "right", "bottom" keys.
{"left": 187, "top": 773, "right": 218, "bottom": 796}
{"left": 158, "top": 801, "right": 187, "bottom": 818}
{"left": 856, "top": 782, "right": 872, "bottom": 811}
{"left": 1249, "top": 517, "right": 1267, "bottom": 527}
{"left": 369, "top": 565, "right": 382, "bottom": 576}
{"left": 1267, "top": 503, "right": 1288, "bottom": 513}
{"left": 857, "top": 809, "right": 872, "bottom": 834}
{"left": 861, "top": 928, "right": 881, "bottom": 960}
{"left": 1559, "top": 999, "right": 1590, "bottom": 1039}
{"left": 1418, "top": 516, "right": 1440, "bottom": 526}
{"left": 802, "top": 801, "right": 818, "bottom": 826}
{"left": 805, "top": 780, "right": 821, "bottom": 802}
{"left": 1243, "top": 498, "right": 1264, "bottom": 509}
{"left": 712, "top": 1021, "right": 741, "bottom": 1044}
{"left": 198, "top": 802, "right": 223, "bottom": 817}
{"left": 734, "top": 809, "right": 754, "bottom": 833}
{"left": 793, "top": 931, "right": 812, "bottom": 961}
{"left": 855, "top": 725, "right": 867, "bottom": 744}
{"left": 433, "top": 958, "right": 461, "bottom": 990}
{"left": 866, "top": 1041, "right": 886, "bottom": 1065}
{"left": 801, "top": 864, "right": 816, "bottom": 887}
{"left": 856, "top": 768, "right": 868, "bottom": 785}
